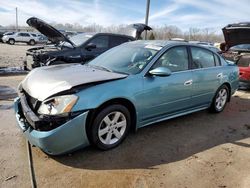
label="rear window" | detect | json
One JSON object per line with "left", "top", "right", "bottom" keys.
{"left": 109, "top": 36, "right": 132, "bottom": 48}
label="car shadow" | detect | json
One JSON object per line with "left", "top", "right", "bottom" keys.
{"left": 52, "top": 94, "right": 250, "bottom": 170}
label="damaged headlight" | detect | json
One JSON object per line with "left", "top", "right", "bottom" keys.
{"left": 38, "top": 95, "right": 78, "bottom": 115}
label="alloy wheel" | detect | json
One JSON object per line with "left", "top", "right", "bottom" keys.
{"left": 215, "top": 88, "right": 228, "bottom": 111}
{"left": 98, "top": 111, "right": 127, "bottom": 145}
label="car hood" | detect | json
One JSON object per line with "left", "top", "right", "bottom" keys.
{"left": 21, "top": 64, "right": 127, "bottom": 101}
{"left": 26, "top": 17, "right": 75, "bottom": 47}
{"left": 222, "top": 22, "right": 250, "bottom": 49}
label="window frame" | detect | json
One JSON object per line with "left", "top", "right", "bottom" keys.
{"left": 149, "top": 45, "right": 192, "bottom": 73}
{"left": 189, "top": 46, "right": 219, "bottom": 69}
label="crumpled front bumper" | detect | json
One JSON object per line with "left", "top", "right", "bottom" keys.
{"left": 14, "top": 97, "right": 90, "bottom": 155}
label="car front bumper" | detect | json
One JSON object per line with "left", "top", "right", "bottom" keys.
{"left": 14, "top": 97, "right": 90, "bottom": 155}
{"left": 2, "top": 37, "right": 8, "bottom": 43}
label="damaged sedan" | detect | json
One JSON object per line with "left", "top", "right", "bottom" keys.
{"left": 15, "top": 41, "right": 238, "bottom": 155}
{"left": 24, "top": 17, "right": 152, "bottom": 70}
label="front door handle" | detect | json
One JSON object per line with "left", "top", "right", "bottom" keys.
{"left": 217, "top": 73, "right": 223, "bottom": 79}
{"left": 184, "top": 79, "right": 193, "bottom": 86}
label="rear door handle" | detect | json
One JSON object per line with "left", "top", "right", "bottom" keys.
{"left": 217, "top": 73, "right": 223, "bottom": 79}
{"left": 184, "top": 79, "right": 193, "bottom": 86}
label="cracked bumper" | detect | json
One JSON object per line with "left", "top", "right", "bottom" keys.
{"left": 14, "top": 97, "right": 90, "bottom": 155}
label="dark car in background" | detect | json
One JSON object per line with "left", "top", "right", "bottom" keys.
{"left": 221, "top": 22, "right": 250, "bottom": 88}
{"left": 24, "top": 17, "right": 152, "bottom": 70}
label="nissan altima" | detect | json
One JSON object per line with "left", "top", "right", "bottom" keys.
{"left": 14, "top": 40, "right": 239, "bottom": 155}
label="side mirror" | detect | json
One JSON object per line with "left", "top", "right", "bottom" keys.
{"left": 85, "top": 43, "right": 96, "bottom": 51}
{"left": 149, "top": 67, "right": 172, "bottom": 77}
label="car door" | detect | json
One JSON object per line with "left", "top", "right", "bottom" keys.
{"left": 142, "top": 46, "right": 193, "bottom": 123}
{"left": 82, "top": 35, "right": 109, "bottom": 62}
{"left": 190, "top": 46, "right": 224, "bottom": 107}
{"left": 15, "top": 33, "right": 23, "bottom": 42}
{"left": 19, "top": 33, "right": 30, "bottom": 42}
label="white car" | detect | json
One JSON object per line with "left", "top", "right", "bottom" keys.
{"left": 2, "top": 32, "right": 38, "bottom": 45}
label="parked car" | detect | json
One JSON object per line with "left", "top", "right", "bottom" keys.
{"left": 221, "top": 22, "right": 250, "bottom": 88}
{"left": 24, "top": 17, "right": 152, "bottom": 70}
{"left": 30, "top": 33, "right": 48, "bottom": 44}
{"left": 0, "top": 31, "right": 15, "bottom": 42}
{"left": 2, "top": 31, "right": 39, "bottom": 45}
{"left": 14, "top": 40, "right": 239, "bottom": 155}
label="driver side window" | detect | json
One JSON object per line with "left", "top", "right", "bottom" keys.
{"left": 88, "top": 36, "right": 109, "bottom": 49}
{"left": 153, "top": 46, "right": 189, "bottom": 72}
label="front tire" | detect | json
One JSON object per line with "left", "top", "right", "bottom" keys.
{"left": 90, "top": 104, "right": 131, "bottom": 150}
{"left": 8, "top": 39, "right": 15, "bottom": 45}
{"left": 210, "top": 85, "right": 229, "bottom": 113}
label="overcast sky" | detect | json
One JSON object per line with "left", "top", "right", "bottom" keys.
{"left": 0, "top": 0, "right": 250, "bottom": 31}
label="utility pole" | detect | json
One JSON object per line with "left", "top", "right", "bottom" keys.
{"left": 144, "top": 0, "right": 150, "bottom": 39}
{"left": 15, "top": 7, "right": 18, "bottom": 32}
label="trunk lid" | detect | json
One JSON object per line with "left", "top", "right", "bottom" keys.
{"left": 222, "top": 22, "right": 250, "bottom": 49}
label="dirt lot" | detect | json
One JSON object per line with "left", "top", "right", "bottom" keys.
{"left": 0, "top": 44, "right": 250, "bottom": 188}
{"left": 0, "top": 43, "right": 31, "bottom": 68}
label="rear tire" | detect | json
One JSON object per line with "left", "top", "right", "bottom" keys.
{"left": 90, "top": 104, "right": 131, "bottom": 150}
{"left": 209, "top": 85, "right": 229, "bottom": 113}
{"left": 8, "top": 39, "right": 15, "bottom": 45}
{"left": 29, "top": 39, "right": 35, "bottom": 45}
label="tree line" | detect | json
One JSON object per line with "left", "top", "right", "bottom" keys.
{"left": 0, "top": 22, "right": 224, "bottom": 43}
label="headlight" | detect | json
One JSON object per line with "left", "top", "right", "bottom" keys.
{"left": 38, "top": 95, "right": 78, "bottom": 115}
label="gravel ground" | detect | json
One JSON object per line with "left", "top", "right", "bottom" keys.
{"left": 0, "top": 43, "right": 31, "bottom": 68}
{"left": 0, "top": 45, "right": 250, "bottom": 188}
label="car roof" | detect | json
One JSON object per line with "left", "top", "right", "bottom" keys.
{"left": 128, "top": 40, "right": 189, "bottom": 47}
{"left": 124, "top": 40, "right": 220, "bottom": 54}
{"left": 94, "top": 32, "right": 135, "bottom": 39}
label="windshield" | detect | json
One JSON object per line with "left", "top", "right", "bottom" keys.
{"left": 69, "top": 33, "right": 94, "bottom": 46}
{"left": 88, "top": 43, "right": 160, "bottom": 74}
{"left": 4, "top": 32, "right": 15, "bottom": 35}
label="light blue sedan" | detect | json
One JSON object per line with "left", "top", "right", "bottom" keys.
{"left": 14, "top": 41, "right": 239, "bottom": 155}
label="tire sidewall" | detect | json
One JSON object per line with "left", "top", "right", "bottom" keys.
{"left": 8, "top": 39, "right": 15, "bottom": 45}
{"left": 90, "top": 104, "right": 131, "bottom": 150}
{"left": 29, "top": 40, "right": 35, "bottom": 45}
{"left": 212, "top": 85, "right": 229, "bottom": 113}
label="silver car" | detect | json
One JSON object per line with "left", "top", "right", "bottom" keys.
{"left": 2, "top": 32, "right": 38, "bottom": 45}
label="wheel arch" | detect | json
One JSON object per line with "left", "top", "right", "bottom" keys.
{"left": 222, "top": 82, "right": 232, "bottom": 102}
{"left": 85, "top": 98, "right": 137, "bottom": 143}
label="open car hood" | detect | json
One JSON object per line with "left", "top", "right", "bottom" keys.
{"left": 222, "top": 22, "right": 250, "bottom": 49}
{"left": 131, "top": 23, "right": 152, "bottom": 40}
{"left": 26, "top": 17, "right": 75, "bottom": 47}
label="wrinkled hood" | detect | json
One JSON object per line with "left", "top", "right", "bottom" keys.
{"left": 222, "top": 22, "right": 250, "bottom": 49}
{"left": 21, "top": 64, "right": 127, "bottom": 101}
{"left": 26, "top": 17, "right": 75, "bottom": 47}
